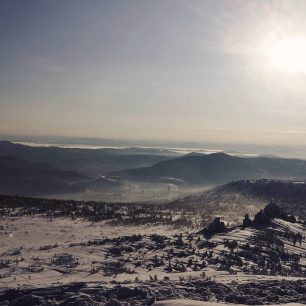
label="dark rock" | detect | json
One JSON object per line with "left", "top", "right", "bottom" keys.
{"left": 106, "top": 299, "right": 122, "bottom": 306}
{"left": 61, "top": 293, "right": 95, "bottom": 306}
{"left": 252, "top": 202, "right": 297, "bottom": 226}
{"left": 11, "top": 294, "right": 47, "bottom": 306}
{"left": 253, "top": 210, "right": 271, "bottom": 225}
{"left": 199, "top": 217, "right": 226, "bottom": 237}
{"left": 116, "top": 286, "right": 147, "bottom": 299}
{"left": 264, "top": 202, "right": 296, "bottom": 223}
{"left": 93, "top": 293, "right": 107, "bottom": 303}
{"left": 242, "top": 214, "right": 252, "bottom": 227}
{"left": 296, "top": 285, "right": 306, "bottom": 294}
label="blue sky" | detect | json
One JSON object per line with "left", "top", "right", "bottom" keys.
{"left": 2, "top": 0, "right": 306, "bottom": 145}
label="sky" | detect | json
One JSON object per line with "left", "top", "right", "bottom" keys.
{"left": 2, "top": 0, "right": 306, "bottom": 145}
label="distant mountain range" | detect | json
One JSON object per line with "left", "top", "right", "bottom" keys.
{"left": 3, "top": 140, "right": 306, "bottom": 198}
{"left": 0, "top": 141, "right": 180, "bottom": 197}
{"left": 111, "top": 152, "right": 306, "bottom": 185}
{"left": 0, "top": 141, "right": 175, "bottom": 176}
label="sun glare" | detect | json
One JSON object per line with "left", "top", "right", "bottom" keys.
{"left": 265, "top": 37, "right": 306, "bottom": 74}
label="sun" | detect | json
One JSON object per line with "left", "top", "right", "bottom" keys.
{"left": 265, "top": 36, "right": 306, "bottom": 74}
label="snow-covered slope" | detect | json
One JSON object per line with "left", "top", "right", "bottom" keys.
{"left": 1, "top": 202, "right": 306, "bottom": 305}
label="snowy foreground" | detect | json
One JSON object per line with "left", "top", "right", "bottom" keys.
{"left": 1, "top": 203, "right": 306, "bottom": 305}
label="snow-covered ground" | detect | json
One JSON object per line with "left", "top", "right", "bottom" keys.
{"left": 1, "top": 215, "right": 305, "bottom": 289}
{"left": 1, "top": 207, "right": 306, "bottom": 305}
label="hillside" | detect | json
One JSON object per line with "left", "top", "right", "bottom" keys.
{"left": 0, "top": 156, "right": 85, "bottom": 196}
{"left": 111, "top": 153, "right": 306, "bottom": 185}
{"left": 0, "top": 156, "right": 119, "bottom": 197}
{"left": 218, "top": 179, "right": 306, "bottom": 220}
{"left": 169, "top": 179, "right": 306, "bottom": 222}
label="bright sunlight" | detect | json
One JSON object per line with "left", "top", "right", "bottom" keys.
{"left": 265, "top": 36, "right": 306, "bottom": 74}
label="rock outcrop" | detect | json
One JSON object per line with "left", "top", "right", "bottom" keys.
{"left": 248, "top": 202, "right": 297, "bottom": 227}
{"left": 199, "top": 217, "right": 227, "bottom": 237}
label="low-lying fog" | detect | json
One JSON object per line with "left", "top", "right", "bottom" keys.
{"left": 47, "top": 182, "right": 211, "bottom": 203}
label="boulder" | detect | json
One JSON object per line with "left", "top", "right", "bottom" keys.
{"left": 198, "top": 217, "right": 227, "bottom": 236}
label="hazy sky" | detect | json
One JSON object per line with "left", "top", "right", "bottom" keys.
{"left": 2, "top": 0, "right": 306, "bottom": 145}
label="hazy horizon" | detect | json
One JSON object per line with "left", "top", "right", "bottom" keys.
{"left": 3, "top": 132, "right": 306, "bottom": 161}
{"left": 3, "top": 1, "right": 306, "bottom": 145}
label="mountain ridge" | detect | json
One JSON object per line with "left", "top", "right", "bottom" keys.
{"left": 0, "top": 141, "right": 175, "bottom": 176}
{"left": 111, "top": 152, "right": 306, "bottom": 185}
